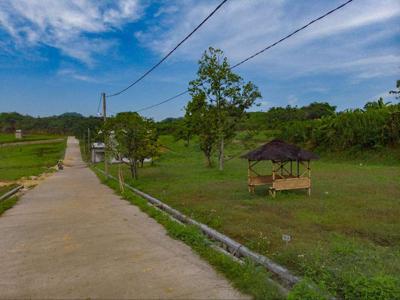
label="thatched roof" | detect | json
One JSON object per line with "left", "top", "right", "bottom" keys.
{"left": 241, "top": 139, "right": 319, "bottom": 161}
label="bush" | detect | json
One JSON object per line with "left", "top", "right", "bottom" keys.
{"left": 341, "top": 275, "right": 400, "bottom": 300}
{"left": 280, "top": 108, "right": 400, "bottom": 151}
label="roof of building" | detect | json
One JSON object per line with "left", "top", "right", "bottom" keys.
{"left": 91, "top": 142, "right": 105, "bottom": 149}
{"left": 241, "top": 139, "right": 319, "bottom": 161}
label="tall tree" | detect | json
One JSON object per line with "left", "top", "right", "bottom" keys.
{"left": 104, "top": 112, "right": 157, "bottom": 179}
{"left": 189, "top": 47, "right": 261, "bottom": 170}
{"left": 185, "top": 93, "right": 217, "bottom": 167}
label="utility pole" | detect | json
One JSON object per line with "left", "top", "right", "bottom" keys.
{"left": 87, "top": 128, "right": 91, "bottom": 162}
{"left": 102, "top": 92, "right": 109, "bottom": 177}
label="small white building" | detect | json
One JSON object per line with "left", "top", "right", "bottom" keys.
{"left": 15, "top": 129, "right": 22, "bottom": 139}
{"left": 91, "top": 142, "right": 105, "bottom": 163}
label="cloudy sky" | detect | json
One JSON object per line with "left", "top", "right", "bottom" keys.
{"left": 0, "top": 0, "right": 399, "bottom": 120}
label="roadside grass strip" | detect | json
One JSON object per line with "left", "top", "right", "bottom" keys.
{"left": 0, "top": 195, "right": 18, "bottom": 216}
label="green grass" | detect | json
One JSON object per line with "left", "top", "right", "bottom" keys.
{"left": 0, "top": 196, "right": 18, "bottom": 215}
{"left": 0, "top": 140, "right": 66, "bottom": 181}
{"left": 0, "top": 183, "right": 18, "bottom": 196}
{"left": 0, "top": 133, "right": 62, "bottom": 144}
{"left": 93, "top": 168, "right": 284, "bottom": 300}
{"left": 97, "top": 134, "right": 400, "bottom": 299}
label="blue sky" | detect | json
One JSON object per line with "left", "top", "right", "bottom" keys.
{"left": 0, "top": 0, "right": 399, "bottom": 120}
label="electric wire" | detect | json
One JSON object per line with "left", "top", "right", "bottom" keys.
{"left": 133, "top": 0, "right": 355, "bottom": 113}
{"left": 106, "top": 0, "right": 229, "bottom": 98}
{"left": 231, "top": 0, "right": 354, "bottom": 69}
{"left": 135, "top": 90, "right": 189, "bottom": 113}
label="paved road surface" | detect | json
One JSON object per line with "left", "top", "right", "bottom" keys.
{"left": 0, "top": 137, "right": 247, "bottom": 299}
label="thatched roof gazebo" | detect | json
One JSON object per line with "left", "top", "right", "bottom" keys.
{"left": 241, "top": 139, "right": 319, "bottom": 197}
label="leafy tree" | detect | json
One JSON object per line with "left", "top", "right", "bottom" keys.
{"left": 389, "top": 79, "right": 400, "bottom": 99}
{"left": 173, "top": 118, "right": 193, "bottom": 147}
{"left": 303, "top": 102, "right": 336, "bottom": 119}
{"left": 188, "top": 47, "right": 261, "bottom": 170}
{"left": 364, "top": 97, "right": 391, "bottom": 111}
{"left": 185, "top": 93, "right": 218, "bottom": 167}
{"left": 104, "top": 112, "right": 158, "bottom": 179}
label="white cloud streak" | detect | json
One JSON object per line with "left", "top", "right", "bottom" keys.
{"left": 0, "top": 0, "right": 143, "bottom": 64}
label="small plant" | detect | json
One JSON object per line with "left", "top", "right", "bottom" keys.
{"left": 287, "top": 279, "right": 328, "bottom": 300}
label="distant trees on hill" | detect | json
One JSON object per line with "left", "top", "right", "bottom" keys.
{"left": 0, "top": 112, "right": 102, "bottom": 138}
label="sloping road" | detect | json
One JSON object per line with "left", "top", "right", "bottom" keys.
{"left": 0, "top": 137, "right": 247, "bottom": 299}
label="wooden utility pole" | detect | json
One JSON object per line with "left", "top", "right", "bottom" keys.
{"left": 102, "top": 92, "right": 109, "bottom": 177}
{"left": 87, "top": 128, "right": 91, "bottom": 162}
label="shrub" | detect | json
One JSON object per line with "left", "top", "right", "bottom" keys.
{"left": 280, "top": 108, "right": 400, "bottom": 151}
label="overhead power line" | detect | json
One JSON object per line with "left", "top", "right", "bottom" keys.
{"left": 231, "top": 0, "right": 354, "bottom": 69}
{"left": 106, "top": 0, "right": 229, "bottom": 98}
{"left": 134, "top": 0, "right": 355, "bottom": 113}
{"left": 135, "top": 90, "right": 189, "bottom": 113}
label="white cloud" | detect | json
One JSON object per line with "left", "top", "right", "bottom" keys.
{"left": 288, "top": 95, "right": 298, "bottom": 106}
{"left": 0, "top": 0, "right": 144, "bottom": 64}
{"left": 57, "top": 68, "right": 97, "bottom": 82}
{"left": 135, "top": 0, "right": 400, "bottom": 80}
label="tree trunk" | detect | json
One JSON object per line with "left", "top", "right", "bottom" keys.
{"left": 218, "top": 136, "right": 224, "bottom": 171}
{"left": 118, "top": 162, "right": 125, "bottom": 192}
{"left": 130, "top": 161, "right": 137, "bottom": 180}
{"left": 206, "top": 154, "right": 212, "bottom": 167}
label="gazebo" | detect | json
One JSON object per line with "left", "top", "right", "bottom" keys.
{"left": 241, "top": 139, "right": 319, "bottom": 197}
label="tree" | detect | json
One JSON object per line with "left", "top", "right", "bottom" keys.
{"left": 302, "top": 102, "right": 336, "bottom": 119}
{"left": 104, "top": 112, "right": 157, "bottom": 180}
{"left": 188, "top": 47, "right": 261, "bottom": 170}
{"left": 389, "top": 79, "right": 400, "bottom": 99}
{"left": 364, "top": 97, "right": 391, "bottom": 111}
{"left": 185, "top": 93, "right": 218, "bottom": 167}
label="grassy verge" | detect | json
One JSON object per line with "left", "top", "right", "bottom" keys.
{"left": 0, "top": 133, "right": 63, "bottom": 144}
{"left": 0, "top": 183, "right": 20, "bottom": 216}
{"left": 0, "top": 196, "right": 18, "bottom": 215}
{"left": 96, "top": 134, "right": 400, "bottom": 299}
{"left": 0, "top": 140, "right": 66, "bottom": 181}
{"left": 92, "top": 167, "right": 285, "bottom": 300}
{"left": 0, "top": 183, "right": 19, "bottom": 196}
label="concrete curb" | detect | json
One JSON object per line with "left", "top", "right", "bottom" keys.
{"left": 0, "top": 185, "right": 23, "bottom": 202}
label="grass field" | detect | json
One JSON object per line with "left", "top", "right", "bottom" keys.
{"left": 98, "top": 134, "right": 400, "bottom": 299}
{"left": 0, "top": 133, "right": 62, "bottom": 144}
{"left": 0, "top": 140, "right": 66, "bottom": 181}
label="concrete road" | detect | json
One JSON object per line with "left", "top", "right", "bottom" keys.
{"left": 0, "top": 137, "right": 247, "bottom": 299}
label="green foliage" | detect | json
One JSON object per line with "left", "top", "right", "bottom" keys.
{"left": 104, "top": 112, "right": 159, "bottom": 179}
{"left": 188, "top": 47, "right": 261, "bottom": 170}
{"left": 0, "top": 196, "right": 18, "bottom": 216}
{"left": 251, "top": 102, "right": 336, "bottom": 130}
{"left": 341, "top": 275, "right": 400, "bottom": 300}
{"left": 389, "top": 79, "right": 400, "bottom": 99}
{"left": 280, "top": 107, "right": 400, "bottom": 151}
{"left": 288, "top": 279, "right": 328, "bottom": 300}
{"left": 185, "top": 93, "right": 218, "bottom": 166}
{"left": 0, "top": 112, "right": 102, "bottom": 138}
